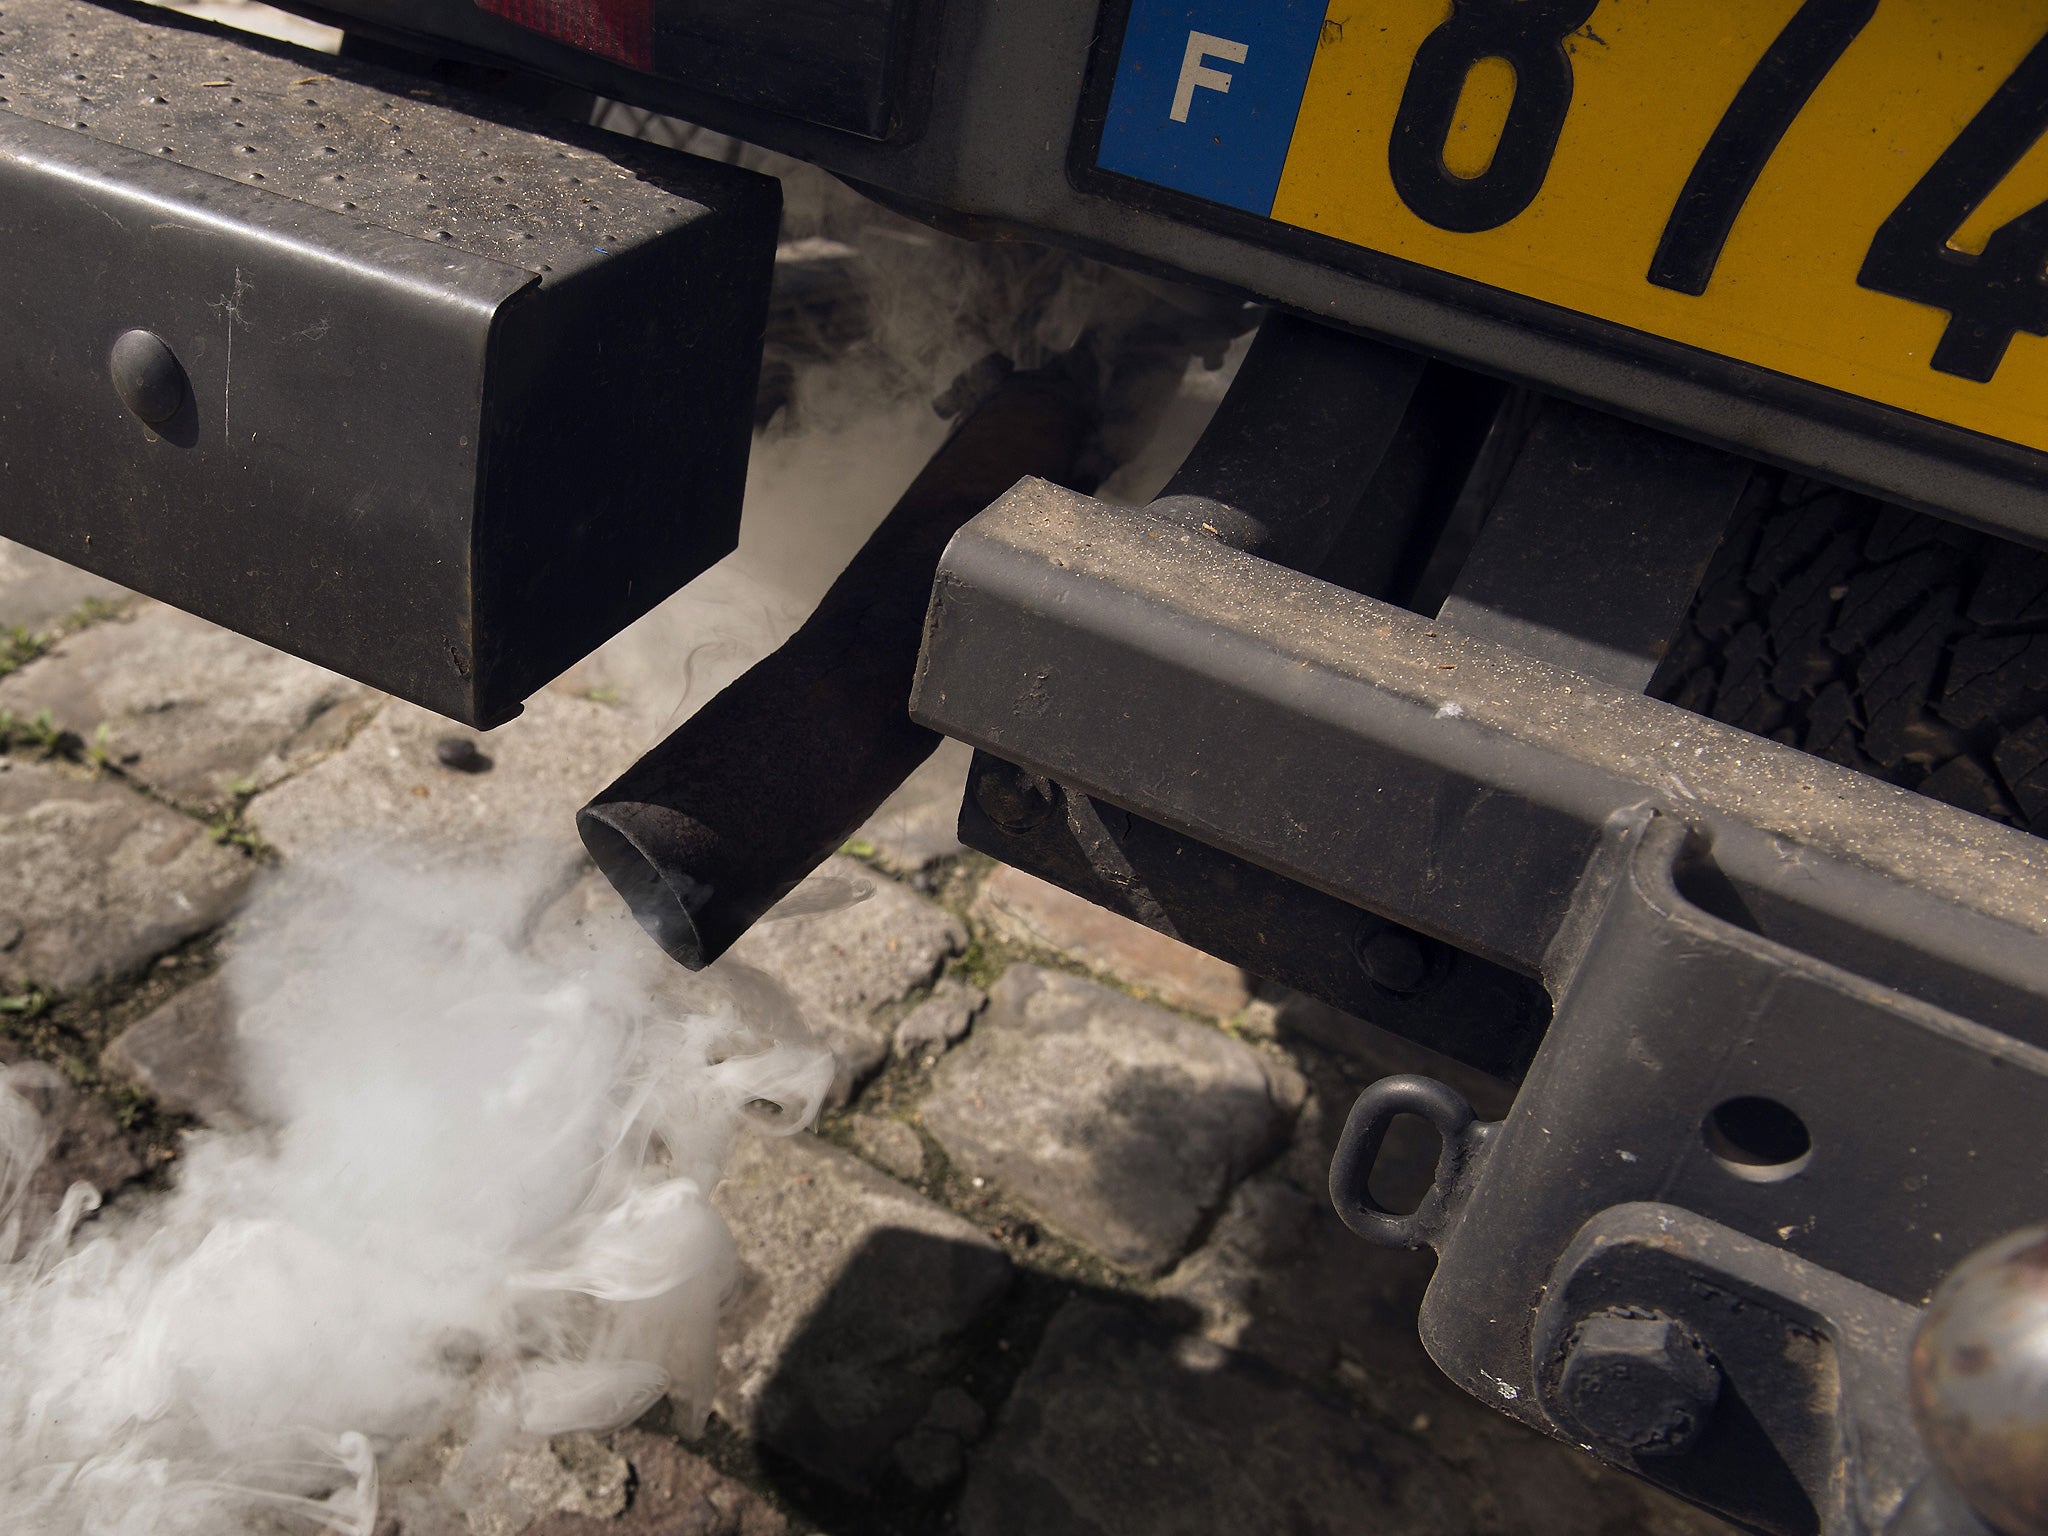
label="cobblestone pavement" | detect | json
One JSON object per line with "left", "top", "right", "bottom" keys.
{"left": 0, "top": 535, "right": 1736, "bottom": 1536}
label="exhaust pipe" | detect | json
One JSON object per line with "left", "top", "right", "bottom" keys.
{"left": 577, "top": 365, "right": 1092, "bottom": 968}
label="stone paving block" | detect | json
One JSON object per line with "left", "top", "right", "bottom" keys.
{"left": 523, "top": 1432, "right": 786, "bottom": 1536}
{"left": 0, "top": 603, "right": 374, "bottom": 813}
{"left": 852, "top": 737, "right": 971, "bottom": 874}
{"left": 0, "top": 538, "right": 127, "bottom": 635}
{"left": 919, "top": 966, "right": 1299, "bottom": 1274}
{"left": 959, "top": 1295, "right": 1732, "bottom": 1536}
{"left": 101, "top": 972, "right": 250, "bottom": 1127}
{"left": 0, "top": 1054, "right": 147, "bottom": 1243}
{"left": 0, "top": 756, "right": 252, "bottom": 992}
{"left": 727, "top": 857, "right": 965, "bottom": 1105}
{"left": 456, "top": 1435, "right": 631, "bottom": 1536}
{"left": 891, "top": 1384, "right": 987, "bottom": 1491}
{"left": 527, "top": 861, "right": 664, "bottom": 962}
{"left": 892, "top": 977, "right": 983, "bottom": 1059}
{"left": 248, "top": 690, "right": 640, "bottom": 897}
{"left": 847, "top": 1114, "right": 925, "bottom": 1182}
{"left": 956, "top": 1297, "right": 1449, "bottom": 1536}
{"left": 711, "top": 1130, "right": 1011, "bottom": 1490}
{"left": 972, "top": 865, "right": 1252, "bottom": 1018}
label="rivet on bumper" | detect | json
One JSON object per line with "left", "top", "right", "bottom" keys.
{"left": 108, "top": 329, "right": 186, "bottom": 427}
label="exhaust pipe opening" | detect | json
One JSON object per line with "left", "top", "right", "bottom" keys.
{"left": 577, "top": 804, "right": 717, "bottom": 968}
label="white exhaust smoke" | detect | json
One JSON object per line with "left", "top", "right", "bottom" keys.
{"left": 0, "top": 97, "right": 1247, "bottom": 1536}
{"left": 0, "top": 855, "right": 832, "bottom": 1535}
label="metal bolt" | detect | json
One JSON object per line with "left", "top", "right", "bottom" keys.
{"left": 1353, "top": 923, "right": 1430, "bottom": 995}
{"left": 108, "top": 329, "right": 187, "bottom": 426}
{"left": 973, "top": 761, "right": 1056, "bottom": 836}
{"left": 1555, "top": 1310, "right": 1721, "bottom": 1457}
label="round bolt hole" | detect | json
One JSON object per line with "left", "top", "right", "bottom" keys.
{"left": 1703, "top": 1096, "right": 1811, "bottom": 1182}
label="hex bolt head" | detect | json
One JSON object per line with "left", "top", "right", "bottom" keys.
{"left": 1353, "top": 923, "right": 1430, "bottom": 994}
{"left": 109, "top": 329, "right": 187, "bottom": 427}
{"left": 1555, "top": 1310, "right": 1722, "bottom": 1457}
{"left": 974, "top": 762, "right": 1056, "bottom": 836}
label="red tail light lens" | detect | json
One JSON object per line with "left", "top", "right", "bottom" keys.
{"left": 475, "top": 0, "right": 651, "bottom": 70}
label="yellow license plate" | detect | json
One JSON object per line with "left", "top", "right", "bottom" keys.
{"left": 1094, "top": 2, "right": 2048, "bottom": 455}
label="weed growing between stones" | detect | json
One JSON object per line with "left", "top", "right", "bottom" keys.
{"left": 0, "top": 705, "right": 66, "bottom": 756}
{"left": 206, "top": 777, "right": 274, "bottom": 859}
{"left": 0, "top": 596, "right": 133, "bottom": 690}
{"left": 0, "top": 625, "right": 50, "bottom": 680}
{"left": 0, "top": 934, "right": 226, "bottom": 1171}
{"left": 0, "top": 854, "right": 834, "bottom": 1536}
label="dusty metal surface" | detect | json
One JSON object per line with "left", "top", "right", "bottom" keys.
{"left": 914, "top": 479, "right": 2048, "bottom": 953}
{"left": 913, "top": 472, "right": 2048, "bottom": 1533}
{"left": 0, "top": 0, "right": 708, "bottom": 276}
{"left": 0, "top": 0, "right": 779, "bottom": 724}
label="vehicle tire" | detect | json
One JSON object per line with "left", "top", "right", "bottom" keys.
{"left": 1651, "top": 473, "right": 2048, "bottom": 840}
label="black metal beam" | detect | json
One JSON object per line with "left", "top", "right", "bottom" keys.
{"left": 957, "top": 751, "right": 1552, "bottom": 1079}
{"left": 0, "top": 0, "right": 779, "bottom": 724}
{"left": 914, "top": 479, "right": 2048, "bottom": 1534}
{"left": 1437, "top": 399, "right": 1753, "bottom": 690}
{"left": 911, "top": 479, "right": 2048, "bottom": 986}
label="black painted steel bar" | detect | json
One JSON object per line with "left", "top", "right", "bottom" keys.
{"left": 911, "top": 478, "right": 2048, "bottom": 989}
{"left": 579, "top": 370, "right": 1090, "bottom": 969}
{"left": 1146, "top": 310, "right": 1426, "bottom": 570}
{"left": 1436, "top": 399, "right": 1753, "bottom": 691}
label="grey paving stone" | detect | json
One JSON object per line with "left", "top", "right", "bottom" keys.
{"left": 0, "top": 756, "right": 252, "bottom": 992}
{"left": 956, "top": 1297, "right": 1448, "bottom": 1536}
{"left": 972, "top": 865, "right": 1252, "bottom": 1018}
{"left": 852, "top": 736, "right": 972, "bottom": 874}
{"left": 0, "top": 1056, "right": 147, "bottom": 1243}
{"left": 726, "top": 857, "right": 966, "bottom": 1105}
{"left": 919, "top": 966, "right": 1300, "bottom": 1274}
{"left": 711, "top": 1130, "right": 1011, "bottom": 1490}
{"left": 892, "top": 1384, "right": 987, "bottom": 1491}
{"left": 248, "top": 690, "right": 640, "bottom": 898}
{"left": 0, "top": 603, "right": 374, "bottom": 813}
{"left": 101, "top": 972, "right": 250, "bottom": 1127}
{"left": 847, "top": 1113, "right": 925, "bottom": 1182}
{"left": 523, "top": 1432, "right": 786, "bottom": 1536}
{"left": 457, "top": 1435, "right": 631, "bottom": 1536}
{"left": 0, "top": 538, "right": 127, "bottom": 635}
{"left": 892, "top": 977, "right": 984, "bottom": 1059}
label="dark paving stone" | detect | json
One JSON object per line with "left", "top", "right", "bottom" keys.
{"left": 102, "top": 971, "right": 251, "bottom": 1126}
{"left": 956, "top": 1297, "right": 1448, "bottom": 1536}
{"left": 0, "top": 756, "right": 251, "bottom": 992}
{"left": 920, "top": 966, "right": 1300, "bottom": 1274}
{"left": 712, "top": 1131, "right": 1011, "bottom": 1490}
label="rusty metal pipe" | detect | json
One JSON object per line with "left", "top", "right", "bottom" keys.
{"left": 577, "top": 368, "right": 1091, "bottom": 968}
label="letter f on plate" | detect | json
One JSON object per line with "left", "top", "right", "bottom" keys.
{"left": 1171, "top": 31, "right": 1249, "bottom": 123}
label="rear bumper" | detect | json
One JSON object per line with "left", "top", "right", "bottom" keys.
{"left": 912, "top": 478, "right": 2048, "bottom": 1532}
{"left": 0, "top": 0, "right": 779, "bottom": 724}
